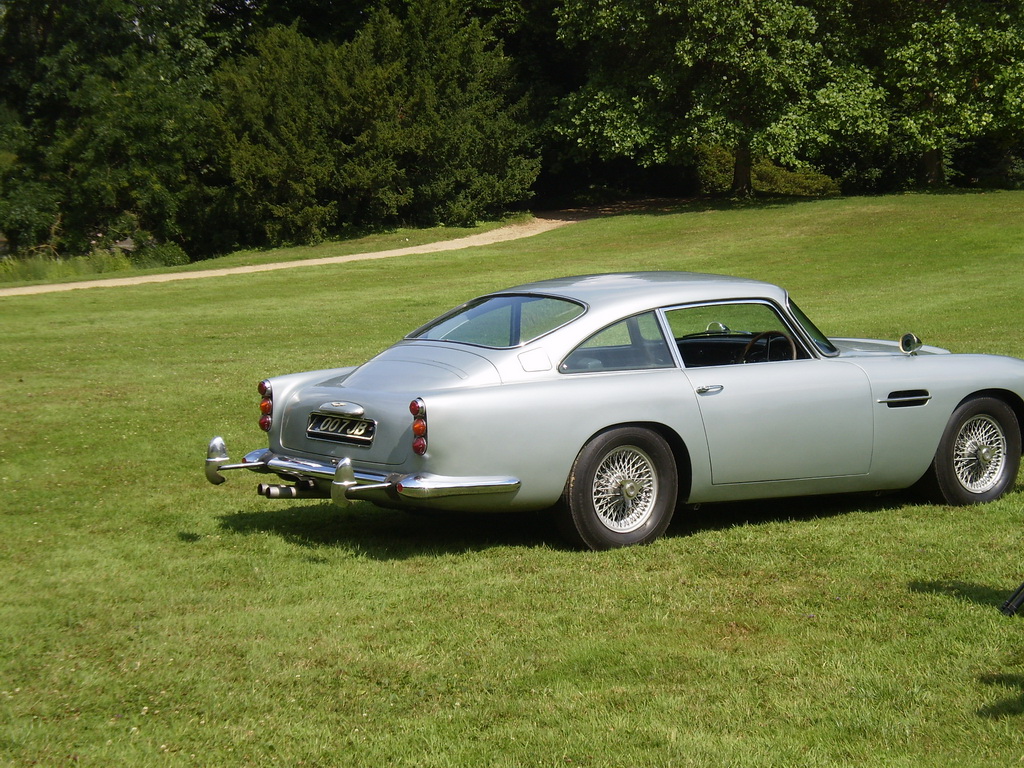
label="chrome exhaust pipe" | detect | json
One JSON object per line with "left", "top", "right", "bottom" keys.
{"left": 257, "top": 483, "right": 322, "bottom": 499}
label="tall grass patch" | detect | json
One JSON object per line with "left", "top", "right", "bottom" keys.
{"left": 0, "top": 220, "right": 511, "bottom": 288}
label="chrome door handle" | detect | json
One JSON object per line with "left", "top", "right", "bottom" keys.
{"left": 696, "top": 384, "right": 724, "bottom": 395}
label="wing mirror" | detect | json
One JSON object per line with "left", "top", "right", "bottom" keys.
{"left": 899, "top": 333, "right": 923, "bottom": 356}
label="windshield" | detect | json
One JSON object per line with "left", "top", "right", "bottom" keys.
{"left": 789, "top": 300, "right": 838, "bottom": 356}
{"left": 409, "top": 294, "right": 586, "bottom": 348}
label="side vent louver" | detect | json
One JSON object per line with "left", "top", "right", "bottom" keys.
{"left": 879, "top": 390, "right": 932, "bottom": 408}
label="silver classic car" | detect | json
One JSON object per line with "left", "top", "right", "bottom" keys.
{"left": 206, "top": 272, "right": 1023, "bottom": 549}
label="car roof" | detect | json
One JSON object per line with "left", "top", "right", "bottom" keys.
{"left": 493, "top": 272, "right": 790, "bottom": 315}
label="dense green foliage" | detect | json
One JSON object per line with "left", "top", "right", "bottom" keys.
{"left": 555, "top": 0, "right": 1024, "bottom": 194}
{"left": 209, "top": 6, "right": 537, "bottom": 249}
{"left": 1, "top": 0, "right": 1023, "bottom": 258}
{"left": 557, "top": 0, "right": 833, "bottom": 193}
{"left": 0, "top": 0, "right": 538, "bottom": 257}
{"left": 3, "top": 194, "right": 1024, "bottom": 765}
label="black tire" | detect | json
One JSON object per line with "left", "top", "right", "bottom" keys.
{"left": 557, "top": 427, "right": 678, "bottom": 550}
{"left": 921, "top": 396, "right": 1021, "bottom": 505}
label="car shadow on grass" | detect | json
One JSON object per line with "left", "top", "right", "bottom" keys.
{"left": 215, "top": 502, "right": 564, "bottom": 557}
{"left": 211, "top": 491, "right": 907, "bottom": 558}
{"left": 668, "top": 491, "right": 904, "bottom": 537}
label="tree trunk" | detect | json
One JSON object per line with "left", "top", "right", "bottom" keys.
{"left": 919, "top": 146, "right": 944, "bottom": 187}
{"left": 731, "top": 141, "right": 753, "bottom": 196}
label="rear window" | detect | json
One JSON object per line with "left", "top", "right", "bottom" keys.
{"left": 409, "top": 294, "right": 585, "bottom": 348}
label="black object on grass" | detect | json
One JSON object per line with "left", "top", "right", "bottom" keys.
{"left": 1001, "top": 580, "right": 1024, "bottom": 616}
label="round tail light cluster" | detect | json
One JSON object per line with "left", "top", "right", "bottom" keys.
{"left": 410, "top": 398, "right": 427, "bottom": 455}
{"left": 258, "top": 379, "right": 273, "bottom": 431}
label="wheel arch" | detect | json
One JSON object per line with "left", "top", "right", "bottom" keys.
{"left": 579, "top": 421, "right": 693, "bottom": 503}
{"left": 956, "top": 388, "right": 1024, "bottom": 430}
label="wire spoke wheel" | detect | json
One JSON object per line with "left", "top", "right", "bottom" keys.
{"left": 952, "top": 414, "right": 1007, "bottom": 493}
{"left": 591, "top": 445, "right": 658, "bottom": 533}
{"left": 558, "top": 427, "right": 678, "bottom": 550}
{"left": 921, "top": 396, "right": 1021, "bottom": 505}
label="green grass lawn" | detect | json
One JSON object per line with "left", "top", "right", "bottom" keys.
{"left": 2, "top": 191, "right": 1024, "bottom": 766}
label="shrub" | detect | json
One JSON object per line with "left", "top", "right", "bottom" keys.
{"left": 0, "top": 181, "right": 61, "bottom": 254}
{"left": 752, "top": 159, "right": 840, "bottom": 197}
{"left": 135, "top": 241, "right": 190, "bottom": 267}
{"left": 696, "top": 145, "right": 839, "bottom": 197}
{"left": 86, "top": 247, "right": 133, "bottom": 274}
{"left": 695, "top": 146, "right": 735, "bottom": 195}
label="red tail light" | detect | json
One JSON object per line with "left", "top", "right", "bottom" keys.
{"left": 258, "top": 379, "right": 273, "bottom": 431}
{"left": 410, "top": 398, "right": 427, "bottom": 454}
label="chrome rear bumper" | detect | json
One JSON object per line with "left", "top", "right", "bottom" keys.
{"left": 205, "top": 436, "right": 520, "bottom": 506}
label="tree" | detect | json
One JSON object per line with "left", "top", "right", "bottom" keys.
{"left": 557, "top": 0, "right": 857, "bottom": 194}
{"left": 210, "top": 25, "right": 347, "bottom": 246}
{"left": 0, "top": 0, "right": 239, "bottom": 254}
{"left": 874, "top": 1, "right": 1024, "bottom": 185}
{"left": 375, "top": 0, "right": 539, "bottom": 225}
{"left": 798, "top": 0, "right": 1024, "bottom": 190}
{"left": 209, "top": 0, "right": 539, "bottom": 246}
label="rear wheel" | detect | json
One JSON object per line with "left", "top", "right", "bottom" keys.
{"left": 921, "top": 397, "right": 1021, "bottom": 505}
{"left": 557, "top": 427, "right": 678, "bottom": 550}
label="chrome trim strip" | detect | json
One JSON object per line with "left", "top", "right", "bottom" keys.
{"left": 877, "top": 394, "right": 932, "bottom": 406}
{"left": 395, "top": 474, "right": 521, "bottom": 499}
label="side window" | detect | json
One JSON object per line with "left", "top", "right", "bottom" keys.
{"left": 665, "top": 302, "right": 807, "bottom": 368}
{"left": 560, "top": 312, "right": 675, "bottom": 373}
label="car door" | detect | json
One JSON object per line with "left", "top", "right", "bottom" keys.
{"left": 666, "top": 302, "right": 874, "bottom": 484}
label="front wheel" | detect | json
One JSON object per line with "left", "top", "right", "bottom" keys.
{"left": 557, "top": 427, "right": 678, "bottom": 550}
{"left": 921, "top": 397, "right": 1021, "bottom": 505}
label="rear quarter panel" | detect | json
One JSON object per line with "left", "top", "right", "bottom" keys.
{"left": 419, "top": 368, "right": 710, "bottom": 510}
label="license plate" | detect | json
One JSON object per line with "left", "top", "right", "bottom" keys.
{"left": 306, "top": 413, "right": 376, "bottom": 445}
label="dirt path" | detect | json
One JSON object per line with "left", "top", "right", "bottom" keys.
{"left": 0, "top": 212, "right": 582, "bottom": 298}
